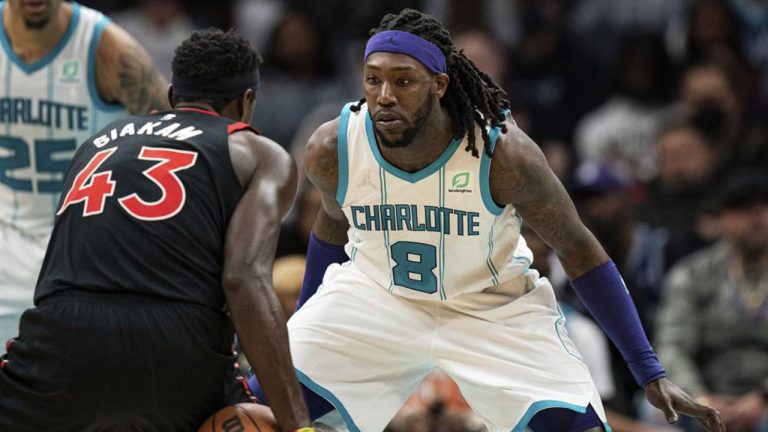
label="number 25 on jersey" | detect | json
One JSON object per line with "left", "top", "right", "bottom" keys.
{"left": 57, "top": 146, "right": 197, "bottom": 221}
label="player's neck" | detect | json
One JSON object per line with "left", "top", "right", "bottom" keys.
{"left": 175, "top": 102, "right": 217, "bottom": 114}
{"left": 378, "top": 108, "right": 454, "bottom": 173}
{"left": 3, "top": 2, "right": 72, "bottom": 64}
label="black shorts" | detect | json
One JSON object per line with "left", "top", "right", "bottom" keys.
{"left": 0, "top": 290, "right": 252, "bottom": 432}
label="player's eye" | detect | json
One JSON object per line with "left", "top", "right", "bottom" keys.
{"left": 396, "top": 78, "right": 412, "bottom": 86}
{"left": 365, "top": 75, "right": 380, "bottom": 85}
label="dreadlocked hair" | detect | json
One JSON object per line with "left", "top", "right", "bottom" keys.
{"left": 352, "top": 8, "right": 510, "bottom": 157}
{"left": 171, "top": 28, "right": 262, "bottom": 112}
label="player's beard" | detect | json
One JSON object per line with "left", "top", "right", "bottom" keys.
{"left": 24, "top": 16, "right": 49, "bottom": 29}
{"left": 20, "top": 0, "right": 53, "bottom": 29}
{"left": 375, "top": 92, "right": 434, "bottom": 149}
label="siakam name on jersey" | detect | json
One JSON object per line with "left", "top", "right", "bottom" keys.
{"left": 92, "top": 120, "right": 204, "bottom": 147}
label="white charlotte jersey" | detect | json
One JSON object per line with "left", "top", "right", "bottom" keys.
{"left": 338, "top": 103, "right": 533, "bottom": 300}
{"left": 0, "top": 2, "right": 128, "bottom": 238}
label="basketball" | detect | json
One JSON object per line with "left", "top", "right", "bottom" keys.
{"left": 197, "top": 403, "right": 277, "bottom": 432}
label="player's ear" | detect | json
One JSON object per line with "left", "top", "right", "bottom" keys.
{"left": 167, "top": 85, "right": 175, "bottom": 108}
{"left": 434, "top": 73, "right": 449, "bottom": 99}
{"left": 239, "top": 88, "right": 256, "bottom": 123}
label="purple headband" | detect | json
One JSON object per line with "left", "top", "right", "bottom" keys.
{"left": 364, "top": 30, "right": 447, "bottom": 74}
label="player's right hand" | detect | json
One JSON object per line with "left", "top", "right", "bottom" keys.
{"left": 644, "top": 378, "right": 725, "bottom": 432}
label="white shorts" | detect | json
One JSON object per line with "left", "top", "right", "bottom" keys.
{"left": 288, "top": 262, "right": 608, "bottom": 432}
{"left": 0, "top": 224, "right": 47, "bottom": 345}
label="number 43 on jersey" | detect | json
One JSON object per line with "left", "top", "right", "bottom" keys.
{"left": 57, "top": 146, "right": 197, "bottom": 221}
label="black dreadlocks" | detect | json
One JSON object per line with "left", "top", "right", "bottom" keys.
{"left": 352, "top": 8, "right": 510, "bottom": 157}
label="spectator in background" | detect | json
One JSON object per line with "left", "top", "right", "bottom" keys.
{"left": 674, "top": 0, "right": 764, "bottom": 116}
{"left": 453, "top": 30, "right": 507, "bottom": 83}
{"left": 637, "top": 116, "right": 722, "bottom": 266}
{"left": 569, "top": 0, "right": 685, "bottom": 70}
{"left": 232, "top": 0, "right": 284, "bottom": 54}
{"left": 575, "top": 34, "right": 675, "bottom": 182}
{"left": 112, "top": 0, "right": 195, "bottom": 79}
{"left": 655, "top": 170, "right": 768, "bottom": 432}
{"left": 422, "top": 0, "right": 519, "bottom": 48}
{"left": 251, "top": 9, "right": 338, "bottom": 146}
{"left": 505, "top": 0, "right": 605, "bottom": 140}
{"left": 726, "top": 0, "right": 768, "bottom": 113}
{"left": 284, "top": 0, "right": 422, "bottom": 57}
{"left": 678, "top": 59, "right": 768, "bottom": 170}
{"left": 667, "top": 0, "right": 744, "bottom": 68}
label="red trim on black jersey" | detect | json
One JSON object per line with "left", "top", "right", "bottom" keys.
{"left": 236, "top": 375, "right": 258, "bottom": 403}
{"left": 175, "top": 107, "right": 221, "bottom": 116}
{"left": 227, "top": 122, "right": 260, "bottom": 135}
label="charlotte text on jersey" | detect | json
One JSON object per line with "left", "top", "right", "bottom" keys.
{"left": 350, "top": 204, "right": 481, "bottom": 236}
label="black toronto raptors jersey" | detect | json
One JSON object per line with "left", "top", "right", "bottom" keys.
{"left": 35, "top": 108, "right": 252, "bottom": 310}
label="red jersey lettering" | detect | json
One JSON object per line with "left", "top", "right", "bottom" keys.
{"left": 57, "top": 147, "right": 117, "bottom": 217}
{"left": 118, "top": 147, "right": 198, "bottom": 221}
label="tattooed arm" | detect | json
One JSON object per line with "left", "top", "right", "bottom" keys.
{"left": 489, "top": 122, "right": 608, "bottom": 278}
{"left": 95, "top": 22, "right": 169, "bottom": 114}
{"left": 305, "top": 117, "right": 350, "bottom": 245}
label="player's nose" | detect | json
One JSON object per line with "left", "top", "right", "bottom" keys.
{"left": 377, "top": 81, "right": 397, "bottom": 107}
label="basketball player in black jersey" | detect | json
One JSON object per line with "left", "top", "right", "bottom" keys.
{"left": 0, "top": 29, "right": 313, "bottom": 432}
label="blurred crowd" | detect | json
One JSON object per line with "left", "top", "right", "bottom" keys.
{"left": 81, "top": 0, "right": 768, "bottom": 431}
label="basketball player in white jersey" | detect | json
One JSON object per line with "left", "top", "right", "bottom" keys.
{"left": 250, "top": 9, "right": 725, "bottom": 432}
{"left": 0, "top": 0, "right": 168, "bottom": 344}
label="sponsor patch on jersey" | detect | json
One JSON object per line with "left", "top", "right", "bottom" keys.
{"left": 59, "top": 60, "right": 81, "bottom": 84}
{"left": 448, "top": 171, "right": 472, "bottom": 194}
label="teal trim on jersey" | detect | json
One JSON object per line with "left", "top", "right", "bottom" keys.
{"left": 486, "top": 216, "right": 499, "bottom": 285}
{"left": 295, "top": 369, "right": 361, "bottom": 432}
{"left": 554, "top": 314, "right": 582, "bottom": 361}
{"left": 514, "top": 255, "right": 531, "bottom": 266}
{"left": 335, "top": 103, "right": 353, "bottom": 205}
{"left": 480, "top": 125, "right": 505, "bottom": 215}
{"left": 0, "top": 2, "right": 81, "bottom": 74}
{"left": 87, "top": 14, "right": 124, "bottom": 112}
{"left": 513, "top": 208, "right": 522, "bottom": 226}
{"left": 438, "top": 167, "right": 446, "bottom": 299}
{"left": 365, "top": 112, "right": 462, "bottom": 183}
{"left": 510, "top": 400, "right": 588, "bottom": 432}
{"left": 379, "top": 168, "right": 394, "bottom": 291}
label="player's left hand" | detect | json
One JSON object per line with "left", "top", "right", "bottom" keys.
{"left": 644, "top": 378, "right": 725, "bottom": 432}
